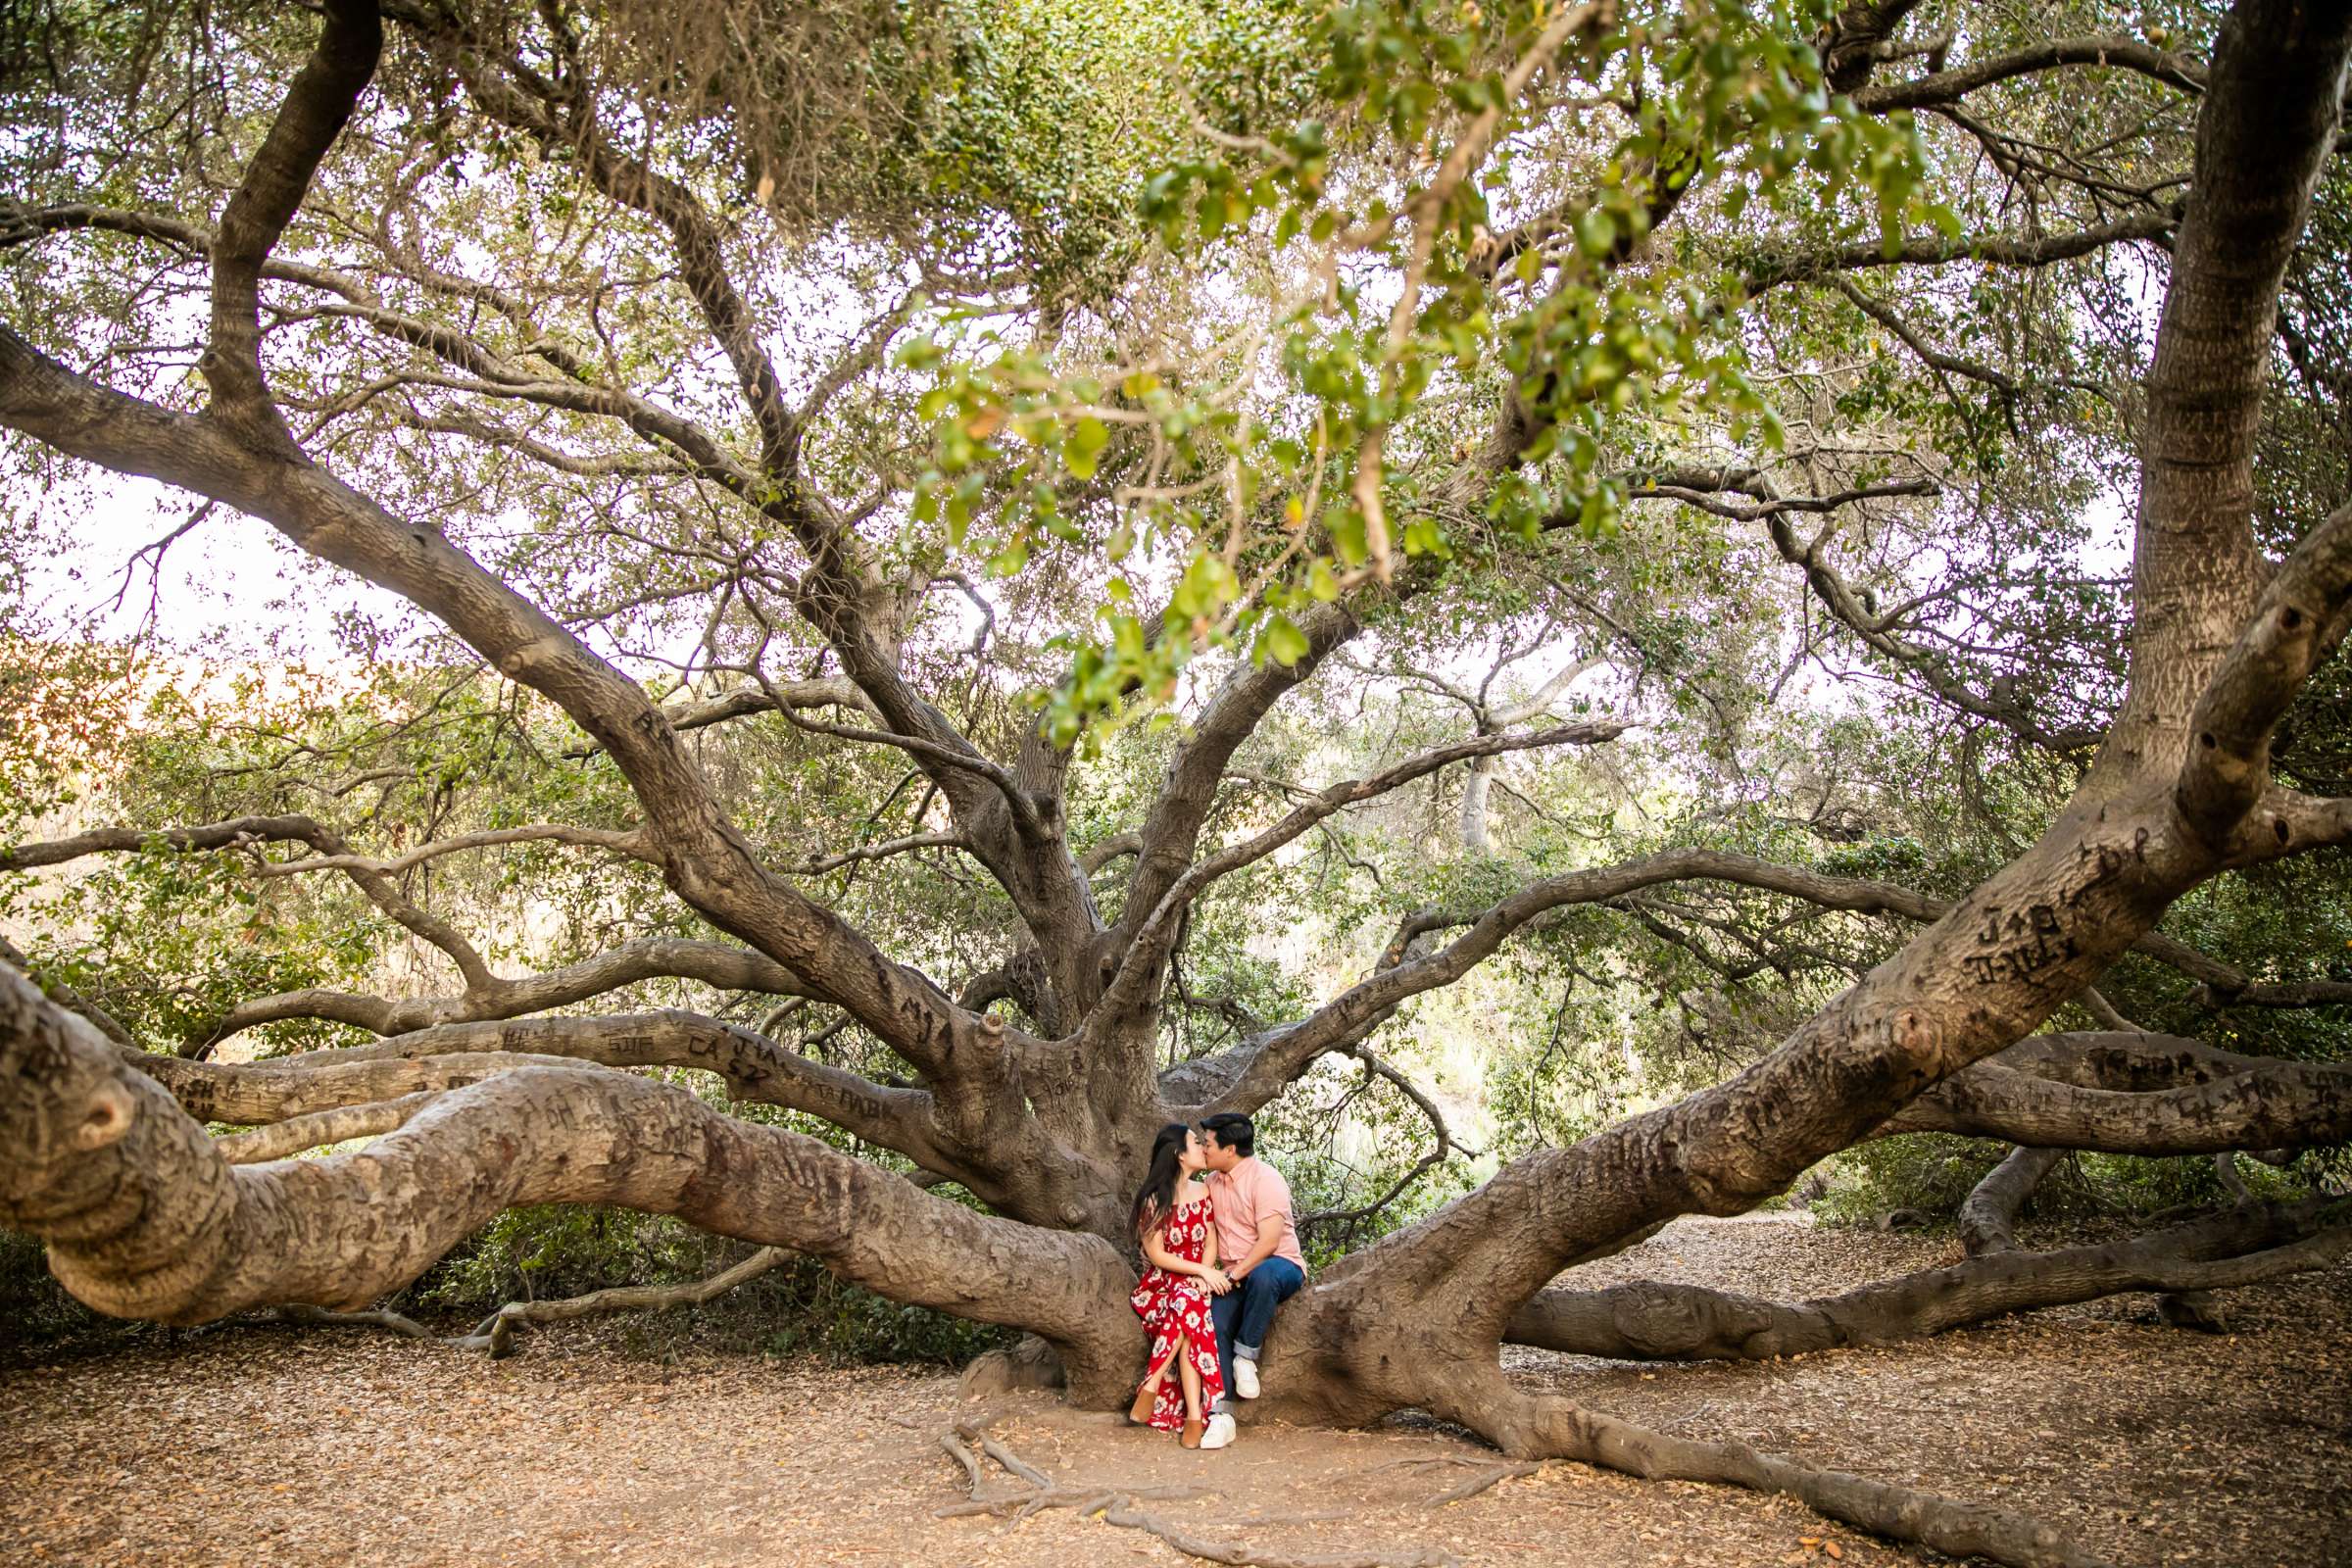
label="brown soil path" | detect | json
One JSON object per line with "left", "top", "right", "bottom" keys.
{"left": 2, "top": 1214, "right": 2345, "bottom": 1568}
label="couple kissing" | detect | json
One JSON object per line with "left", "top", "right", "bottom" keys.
{"left": 1125, "top": 1113, "right": 1307, "bottom": 1450}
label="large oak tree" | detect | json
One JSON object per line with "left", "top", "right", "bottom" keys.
{"left": 3, "top": 2, "right": 2350, "bottom": 1563}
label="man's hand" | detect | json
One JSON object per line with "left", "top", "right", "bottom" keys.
{"left": 1201, "top": 1266, "right": 1234, "bottom": 1295}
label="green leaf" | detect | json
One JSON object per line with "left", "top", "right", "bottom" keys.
{"left": 1067, "top": 416, "right": 1110, "bottom": 479}
{"left": 1261, "top": 613, "right": 1311, "bottom": 666}
{"left": 1576, "top": 208, "right": 1618, "bottom": 259}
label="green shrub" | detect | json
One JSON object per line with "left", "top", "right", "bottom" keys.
{"left": 747, "top": 1258, "right": 1012, "bottom": 1366}
{"left": 397, "top": 1203, "right": 1010, "bottom": 1367}
{"left": 1813, "top": 1135, "right": 2006, "bottom": 1225}
{"left": 1814, "top": 1135, "right": 2319, "bottom": 1227}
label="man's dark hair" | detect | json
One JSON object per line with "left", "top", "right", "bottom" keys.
{"left": 1200, "top": 1112, "right": 1254, "bottom": 1158}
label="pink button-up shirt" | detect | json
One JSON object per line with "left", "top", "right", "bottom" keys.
{"left": 1206, "top": 1156, "right": 1307, "bottom": 1273}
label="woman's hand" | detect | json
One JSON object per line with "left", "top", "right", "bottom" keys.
{"left": 1200, "top": 1266, "right": 1233, "bottom": 1295}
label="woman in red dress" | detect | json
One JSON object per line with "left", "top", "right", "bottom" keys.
{"left": 1127, "top": 1122, "right": 1230, "bottom": 1447}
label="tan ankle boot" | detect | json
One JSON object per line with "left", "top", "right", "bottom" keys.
{"left": 1181, "top": 1416, "right": 1204, "bottom": 1448}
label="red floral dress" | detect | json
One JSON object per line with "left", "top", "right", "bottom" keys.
{"left": 1129, "top": 1196, "right": 1225, "bottom": 1432}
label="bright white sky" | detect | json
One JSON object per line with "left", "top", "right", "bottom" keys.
{"left": 31, "top": 471, "right": 410, "bottom": 661}
{"left": 25, "top": 453, "right": 2138, "bottom": 722}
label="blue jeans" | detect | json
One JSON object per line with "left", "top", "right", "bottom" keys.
{"left": 1211, "top": 1256, "right": 1304, "bottom": 1396}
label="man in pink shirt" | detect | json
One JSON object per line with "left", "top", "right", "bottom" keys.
{"left": 1199, "top": 1112, "right": 1307, "bottom": 1402}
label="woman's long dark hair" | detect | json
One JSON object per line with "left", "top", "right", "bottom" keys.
{"left": 1128, "top": 1122, "right": 1193, "bottom": 1243}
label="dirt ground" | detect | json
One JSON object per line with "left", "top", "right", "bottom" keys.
{"left": 3, "top": 1214, "right": 2346, "bottom": 1568}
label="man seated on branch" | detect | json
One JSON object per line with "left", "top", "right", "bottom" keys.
{"left": 1198, "top": 1112, "right": 1307, "bottom": 1403}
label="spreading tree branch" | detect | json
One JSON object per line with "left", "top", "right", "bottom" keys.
{"left": 200, "top": 0, "right": 381, "bottom": 430}
{"left": 2, "top": 813, "right": 496, "bottom": 992}
{"left": 1848, "top": 35, "right": 2206, "bottom": 114}
{"left": 1099, "top": 722, "right": 1625, "bottom": 1028}
{"left": 193, "top": 936, "right": 808, "bottom": 1049}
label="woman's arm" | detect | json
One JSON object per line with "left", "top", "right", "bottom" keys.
{"left": 1142, "top": 1225, "right": 1206, "bottom": 1277}
{"left": 1142, "top": 1206, "right": 1232, "bottom": 1293}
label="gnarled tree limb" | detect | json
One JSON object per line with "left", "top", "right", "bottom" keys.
{"left": 1505, "top": 1200, "right": 2349, "bottom": 1362}
{"left": 0, "top": 964, "right": 1142, "bottom": 1399}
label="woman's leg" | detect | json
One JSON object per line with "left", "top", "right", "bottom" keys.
{"left": 1177, "top": 1333, "right": 1203, "bottom": 1421}
{"left": 1132, "top": 1334, "right": 1172, "bottom": 1422}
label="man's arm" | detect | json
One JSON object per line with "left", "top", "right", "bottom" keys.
{"left": 1231, "top": 1229, "right": 1283, "bottom": 1280}
{"left": 1230, "top": 1170, "right": 1293, "bottom": 1279}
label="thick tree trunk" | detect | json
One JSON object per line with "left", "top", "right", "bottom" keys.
{"left": 2087, "top": 0, "right": 2352, "bottom": 797}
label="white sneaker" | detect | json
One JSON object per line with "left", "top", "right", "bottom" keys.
{"left": 1233, "top": 1358, "right": 1260, "bottom": 1399}
{"left": 1200, "top": 1411, "right": 1237, "bottom": 1449}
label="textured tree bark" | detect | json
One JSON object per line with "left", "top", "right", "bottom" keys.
{"left": 1458, "top": 753, "right": 1497, "bottom": 853}
{"left": 1884, "top": 1052, "right": 2352, "bottom": 1152}
{"left": 212, "top": 1093, "right": 439, "bottom": 1164}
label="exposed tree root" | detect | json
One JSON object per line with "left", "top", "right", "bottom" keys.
{"left": 1504, "top": 1201, "right": 2350, "bottom": 1361}
{"left": 1348, "top": 1455, "right": 1583, "bottom": 1507}
{"left": 1092, "top": 1500, "right": 1451, "bottom": 1568}
{"left": 2156, "top": 1290, "right": 2230, "bottom": 1332}
{"left": 937, "top": 1423, "right": 989, "bottom": 1494}
{"left": 1460, "top": 1385, "right": 2108, "bottom": 1568}
{"left": 959, "top": 1334, "right": 1068, "bottom": 1398}
{"left": 274, "top": 1303, "right": 434, "bottom": 1338}
{"left": 932, "top": 1414, "right": 1452, "bottom": 1568}
{"left": 447, "top": 1247, "right": 796, "bottom": 1355}
{"left": 1417, "top": 1459, "right": 1547, "bottom": 1505}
